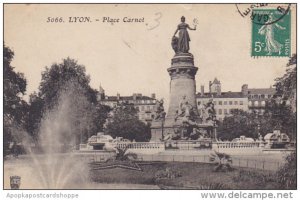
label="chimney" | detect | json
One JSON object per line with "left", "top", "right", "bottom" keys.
{"left": 242, "top": 84, "right": 248, "bottom": 96}
{"left": 151, "top": 93, "right": 156, "bottom": 99}
{"left": 209, "top": 81, "right": 212, "bottom": 93}
{"left": 133, "top": 93, "right": 137, "bottom": 101}
{"left": 117, "top": 93, "right": 120, "bottom": 100}
{"left": 201, "top": 85, "right": 204, "bottom": 96}
{"left": 217, "top": 88, "right": 221, "bottom": 96}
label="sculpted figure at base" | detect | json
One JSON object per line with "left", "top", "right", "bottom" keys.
{"left": 200, "top": 98, "right": 216, "bottom": 123}
{"left": 154, "top": 99, "right": 166, "bottom": 121}
{"left": 175, "top": 95, "right": 197, "bottom": 121}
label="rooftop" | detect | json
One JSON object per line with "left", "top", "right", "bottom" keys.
{"left": 101, "top": 95, "right": 156, "bottom": 102}
{"left": 248, "top": 88, "right": 276, "bottom": 95}
{"left": 211, "top": 78, "right": 220, "bottom": 85}
{"left": 196, "top": 92, "right": 247, "bottom": 99}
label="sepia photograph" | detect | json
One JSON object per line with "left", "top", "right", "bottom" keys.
{"left": 2, "top": 3, "right": 297, "bottom": 191}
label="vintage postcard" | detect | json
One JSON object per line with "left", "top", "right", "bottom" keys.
{"left": 3, "top": 3, "right": 297, "bottom": 193}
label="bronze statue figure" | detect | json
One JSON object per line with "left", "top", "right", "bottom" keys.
{"left": 172, "top": 16, "right": 197, "bottom": 53}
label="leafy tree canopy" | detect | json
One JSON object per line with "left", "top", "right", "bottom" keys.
{"left": 105, "top": 103, "right": 151, "bottom": 142}
{"left": 274, "top": 54, "right": 296, "bottom": 112}
{"left": 3, "top": 44, "right": 28, "bottom": 156}
{"left": 39, "top": 57, "right": 97, "bottom": 109}
{"left": 4, "top": 44, "right": 27, "bottom": 125}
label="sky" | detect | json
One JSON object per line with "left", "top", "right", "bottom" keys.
{"left": 4, "top": 4, "right": 296, "bottom": 105}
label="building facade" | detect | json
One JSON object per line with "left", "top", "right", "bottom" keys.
{"left": 197, "top": 78, "right": 248, "bottom": 121}
{"left": 97, "top": 86, "right": 157, "bottom": 124}
{"left": 196, "top": 93, "right": 249, "bottom": 121}
{"left": 196, "top": 79, "right": 277, "bottom": 120}
{"left": 241, "top": 84, "right": 276, "bottom": 114}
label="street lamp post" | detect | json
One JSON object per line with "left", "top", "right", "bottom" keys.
{"left": 212, "top": 115, "right": 217, "bottom": 141}
{"left": 161, "top": 112, "right": 166, "bottom": 140}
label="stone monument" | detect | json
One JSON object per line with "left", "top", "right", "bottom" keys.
{"left": 151, "top": 16, "right": 215, "bottom": 141}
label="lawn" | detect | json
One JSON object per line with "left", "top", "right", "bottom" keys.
{"left": 4, "top": 155, "right": 289, "bottom": 189}
{"left": 90, "top": 161, "right": 281, "bottom": 189}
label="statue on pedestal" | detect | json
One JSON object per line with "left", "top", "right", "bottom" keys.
{"left": 154, "top": 99, "right": 166, "bottom": 121}
{"left": 172, "top": 16, "right": 197, "bottom": 53}
{"left": 199, "top": 98, "right": 215, "bottom": 124}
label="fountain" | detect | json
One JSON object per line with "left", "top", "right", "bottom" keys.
{"left": 5, "top": 80, "right": 93, "bottom": 189}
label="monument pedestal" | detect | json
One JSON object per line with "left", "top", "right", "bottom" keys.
{"left": 150, "top": 18, "right": 216, "bottom": 141}
{"left": 151, "top": 53, "right": 202, "bottom": 141}
{"left": 150, "top": 120, "right": 164, "bottom": 141}
{"left": 165, "top": 53, "right": 200, "bottom": 125}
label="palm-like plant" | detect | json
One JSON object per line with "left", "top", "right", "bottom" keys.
{"left": 90, "top": 144, "right": 141, "bottom": 171}
{"left": 115, "top": 146, "right": 137, "bottom": 161}
{"left": 107, "top": 144, "right": 137, "bottom": 162}
{"left": 209, "top": 151, "right": 233, "bottom": 172}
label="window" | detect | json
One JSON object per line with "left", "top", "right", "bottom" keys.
{"left": 198, "top": 101, "right": 201, "bottom": 105}
{"left": 141, "top": 106, "right": 144, "bottom": 111}
{"left": 254, "top": 101, "right": 259, "bottom": 106}
{"left": 261, "top": 94, "right": 265, "bottom": 99}
{"left": 261, "top": 101, "right": 266, "bottom": 106}
{"left": 224, "top": 101, "right": 227, "bottom": 105}
{"left": 229, "top": 101, "right": 233, "bottom": 105}
{"left": 218, "top": 101, "right": 222, "bottom": 105}
{"left": 147, "top": 106, "right": 150, "bottom": 111}
{"left": 224, "top": 109, "right": 228, "bottom": 115}
{"left": 234, "top": 101, "right": 238, "bottom": 105}
{"left": 248, "top": 101, "right": 252, "bottom": 106}
{"left": 219, "top": 109, "right": 222, "bottom": 115}
{"left": 240, "top": 101, "right": 243, "bottom": 105}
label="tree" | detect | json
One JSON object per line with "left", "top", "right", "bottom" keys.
{"left": 38, "top": 79, "right": 98, "bottom": 147}
{"left": 39, "top": 57, "right": 97, "bottom": 109}
{"left": 270, "top": 54, "right": 297, "bottom": 140}
{"left": 25, "top": 92, "right": 44, "bottom": 141}
{"left": 217, "top": 109, "right": 275, "bottom": 141}
{"left": 274, "top": 54, "right": 296, "bottom": 112}
{"left": 4, "top": 44, "right": 27, "bottom": 124}
{"left": 105, "top": 103, "right": 151, "bottom": 142}
{"left": 92, "top": 103, "right": 111, "bottom": 134}
{"left": 29, "top": 58, "right": 105, "bottom": 147}
{"left": 3, "top": 44, "right": 28, "bottom": 156}
{"left": 217, "top": 110, "right": 256, "bottom": 141}
{"left": 264, "top": 97, "right": 296, "bottom": 140}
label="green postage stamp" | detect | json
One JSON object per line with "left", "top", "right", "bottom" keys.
{"left": 252, "top": 9, "right": 291, "bottom": 57}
